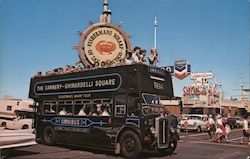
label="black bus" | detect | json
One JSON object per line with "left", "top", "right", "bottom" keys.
{"left": 29, "top": 63, "right": 180, "bottom": 158}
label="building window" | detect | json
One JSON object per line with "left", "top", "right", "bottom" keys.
{"left": 7, "top": 106, "right": 12, "bottom": 111}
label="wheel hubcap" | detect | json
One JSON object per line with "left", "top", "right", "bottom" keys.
{"left": 170, "top": 142, "right": 174, "bottom": 148}
{"left": 124, "top": 137, "right": 135, "bottom": 152}
{"left": 46, "top": 130, "right": 52, "bottom": 141}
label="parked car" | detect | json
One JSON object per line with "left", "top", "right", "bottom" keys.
{"left": 0, "top": 128, "right": 36, "bottom": 157}
{"left": 179, "top": 114, "right": 208, "bottom": 132}
{"left": 0, "top": 110, "right": 34, "bottom": 130}
{"left": 226, "top": 116, "right": 244, "bottom": 129}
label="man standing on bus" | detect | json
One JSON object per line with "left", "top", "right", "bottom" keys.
{"left": 131, "top": 46, "right": 141, "bottom": 63}
{"left": 148, "top": 48, "right": 159, "bottom": 66}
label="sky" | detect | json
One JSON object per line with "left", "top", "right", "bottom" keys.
{"left": 0, "top": 0, "right": 249, "bottom": 100}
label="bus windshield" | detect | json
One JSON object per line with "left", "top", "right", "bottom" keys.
{"left": 142, "top": 93, "right": 161, "bottom": 105}
{"left": 142, "top": 93, "right": 161, "bottom": 115}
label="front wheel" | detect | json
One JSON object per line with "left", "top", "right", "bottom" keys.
{"left": 120, "top": 130, "right": 142, "bottom": 159}
{"left": 43, "top": 126, "right": 56, "bottom": 145}
{"left": 158, "top": 140, "right": 177, "bottom": 156}
{"left": 1, "top": 149, "right": 10, "bottom": 157}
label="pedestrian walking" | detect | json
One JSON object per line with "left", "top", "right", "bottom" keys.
{"left": 206, "top": 114, "right": 216, "bottom": 140}
{"left": 215, "top": 114, "right": 224, "bottom": 143}
{"left": 240, "top": 115, "right": 250, "bottom": 144}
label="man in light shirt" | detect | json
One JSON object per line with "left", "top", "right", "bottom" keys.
{"left": 131, "top": 46, "right": 141, "bottom": 63}
{"left": 207, "top": 114, "right": 216, "bottom": 140}
{"left": 78, "top": 105, "right": 87, "bottom": 116}
{"left": 240, "top": 115, "right": 250, "bottom": 144}
{"left": 59, "top": 107, "right": 67, "bottom": 115}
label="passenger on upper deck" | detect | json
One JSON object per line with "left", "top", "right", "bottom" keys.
{"left": 65, "top": 65, "right": 75, "bottom": 73}
{"left": 148, "top": 48, "right": 160, "bottom": 66}
{"left": 34, "top": 71, "right": 43, "bottom": 77}
{"left": 94, "top": 62, "right": 100, "bottom": 68}
{"left": 100, "top": 61, "right": 106, "bottom": 68}
{"left": 76, "top": 65, "right": 82, "bottom": 72}
{"left": 125, "top": 51, "right": 133, "bottom": 65}
{"left": 140, "top": 49, "right": 147, "bottom": 64}
{"left": 131, "top": 46, "right": 141, "bottom": 63}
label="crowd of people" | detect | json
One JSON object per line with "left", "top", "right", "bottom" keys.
{"left": 34, "top": 46, "right": 160, "bottom": 77}
{"left": 205, "top": 114, "right": 230, "bottom": 143}
{"left": 205, "top": 114, "right": 249, "bottom": 144}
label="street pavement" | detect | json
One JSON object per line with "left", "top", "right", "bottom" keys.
{"left": 6, "top": 128, "right": 250, "bottom": 159}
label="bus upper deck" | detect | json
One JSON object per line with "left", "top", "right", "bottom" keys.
{"left": 29, "top": 63, "right": 174, "bottom": 101}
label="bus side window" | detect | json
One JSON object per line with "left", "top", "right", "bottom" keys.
{"left": 51, "top": 104, "right": 56, "bottom": 113}
{"left": 101, "top": 104, "right": 111, "bottom": 116}
{"left": 58, "top": 103, "right": 73, "bottom": 116}
{"left": 115, "top": 95, "right": 126, "bottom": 117}
{"left": 91, "top": 104, "right": 99, "bottom": 116}
{"left": 43, "top": 105, "right": 50, "bottom": 114}
{"left": 76, "top": 104, "right": 88, "bottom": 116}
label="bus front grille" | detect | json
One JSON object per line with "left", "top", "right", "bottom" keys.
{"left": 155, "top": 117, "right": 169, "bottom": 148}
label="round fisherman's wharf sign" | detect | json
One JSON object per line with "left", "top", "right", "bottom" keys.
{"left": 78, "top": 23, "right": 131, "bottom": 67}
{"left": 85, "top": 27, "right": 126, "bottom": 64}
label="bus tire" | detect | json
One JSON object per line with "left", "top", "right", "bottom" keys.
{"left": 43, "top": 126, "right": 56, "bottom": 145}
{"left": 158, "top": 139, "right": 177, "bottom": 156}
{"left": 1, "top": 148, "right": 10, "bottom": 157}
{"left": 120, "top": 130, "right": 142, "bottom": 159}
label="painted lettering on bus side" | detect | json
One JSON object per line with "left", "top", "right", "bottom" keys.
{"left": 34, "top": 73, "right": 122, "bottom": 95}
{"left": 153, "top": 82, "right": 164, "bottom": 90}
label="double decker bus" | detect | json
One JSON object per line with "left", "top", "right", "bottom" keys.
{"left": 29, "top": 64, "right": 181, "bottom": 158}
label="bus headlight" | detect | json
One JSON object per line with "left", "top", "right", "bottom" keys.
{"left": 170, "top": 127, "right": 175, "bottom": 133}
{"left": 150, "top": 126, "right": 155, "bottom": 134}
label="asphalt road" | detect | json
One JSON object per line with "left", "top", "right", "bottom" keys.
{"left": 6, "top": 128, "right": 250, "bottom": 159}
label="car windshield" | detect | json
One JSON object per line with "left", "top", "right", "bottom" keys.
{"left": 188, "top": 116, "right": 202, "bottom": 120}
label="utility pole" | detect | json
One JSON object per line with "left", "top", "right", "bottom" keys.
{"left": 100, "top": 0, "right": 112, "bottom": 23}
{"left": 240, "top": 73, "right": 244, "bottom": 98}
{"left": 154, "top": 16, "right": 158, "bottom": 49}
